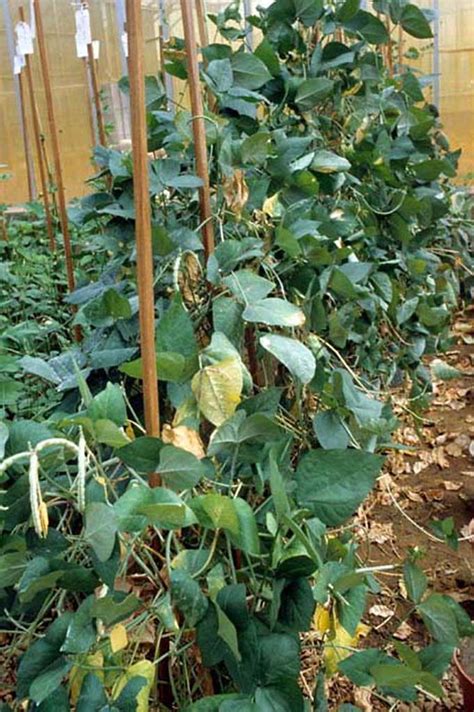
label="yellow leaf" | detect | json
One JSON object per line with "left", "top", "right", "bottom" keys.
{"left": 222, "top": 169, "right": 249, "bottom": 218}
{"left": 125, "top": 421, "right": 136, "bottom": 440}
{"left": 38, "top": 501, "right": 49, "bottom": 538}
{"left": 110, "top": 624, "right": 128, "bottom": 653}
{"left": 262, "top": 192, "right": 279, "bottom": 217}
{"left": 324, "top": 615, "right": 370, "bottom": 676}
{"left": 112, "top": 660, "right": 155, "bottom": 712}
{"left": 162, "top": 424, "right": 206, "bottom": 459}
{"left": 313, "top": 604, "right": 331, "bottom": 635}
{"left": 191, "top": 357, "right": 243, "bottom": 426}
{"left": 69, "top": 651, "right": 104, "bottom": 704}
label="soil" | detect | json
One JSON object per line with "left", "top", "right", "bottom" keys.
{"left": 305, "top": 313, "right": 474, "bottom": 710}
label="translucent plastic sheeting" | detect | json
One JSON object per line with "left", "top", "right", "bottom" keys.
{"left": 0, "top": 0, "right": 472, "bottom": 205}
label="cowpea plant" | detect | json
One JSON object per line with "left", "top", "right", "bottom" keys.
{"left": 1, "top": 0, "right": 473, "bottom": 710}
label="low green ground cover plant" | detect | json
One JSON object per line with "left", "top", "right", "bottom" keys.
{"left": 1, "top": 0, "right": 473, "bottom": 710}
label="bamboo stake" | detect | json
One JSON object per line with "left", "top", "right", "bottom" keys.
{"left": 195, "top": 0, "right": 209, "bottom": 63}
{"left": 87, "top": 41, "right": 107, "bottom": 146}
{"left": 19, "top": 6, "right": 55, "bottom": 251}
{"left": 82, "top": 57, "right": 97, "bottom": 148}
{"left": 385, "top": 18, "right": 394, "bottom": 77}
{"left": 18, "top": 71, "right": 35, "bottom": 202}
{"left": 180, "top": 0, "right": 215, "bottom": 261}
{"left": 34, "top": 0, "right": 79, "bottom": 319}
{"left": 125, "top": 0, "right": 160, "bottom": 448}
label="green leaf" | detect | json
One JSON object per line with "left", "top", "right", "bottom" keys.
{"left": 313, "top": 411, "right": 349, "bottom": 450}
{"left": 92, "top": 593, "right": 141, "bottom": 626}
{"left": 228, "top": 497, "right": 260, "bottom": 554}
{"left": 260, "top": 334, "right": 316, "bottom": 384}
{"left": 311, "top": 150, "right": 351, "bottom": 174}
{"left": 0, "top": 378, "right": 23, "bottom": 405}
{"left": 413, "top": 159, "right": 455, "bottom": 181}
{"left": 208, "top": 411, "right": 281, "bottom": 455}
{"left": 223, "top": 269, "right": 274, "bottom": 302}
{"left": 29, "top": 658, "right": 73, "bottom": 704}
{"left": 294, "top": 0, "right": 324, "bottom": 25}
{"left": 417, "top": 594, "right": 460, "bottom": 645}
{"left": 400, "top": 4, "right": 433, "bottom": 39}
{"left": 403, "top": 560, "right": 427, "bottom": 604}
{"left": 77, "top": 673, "right": 108, "bottom": 712}
{"left": 85, "top": 502, "right": 117, "bottom": 562}
{"left": 278, "top": 577, "right": 315, "bottom": 631}
{"left": 17, "top": 557, "right": 63, "bottom": 604}
{"left": 205, "top": 59, "right": 234, "bottom": 93}
{"left": 191, "top": 494, "right": 240, "bottom": 535}
{"left": 418, "top": 643, "right": 455, "bottom": 677}
{"left": 339, "top": 649, "right": 390, "bottom": 686}
{"left": 0, "top": 421, "right": 8, "bottom": 459}
{"left": 430, "top": 359, "right": 462, "bottom": 381}
{"left": 230, "top": 52, "right": 271, "bottom": 89}
{"left": 120, "top": 351, "right": 190, "bottom": 382}
{"left": 0, "top": 551, "right": 27, "bottom": 587}
{"left": 295, "top": 449, "right": 384, "bottom": 525}
{"left": 170, "top": 570, "right": 209, "bottom": 626}
{"left": 337, "top": 0, "right": 360, "bottom": 22}
{"left": 87, "top": 383, "right": 127, "bottom": 426}
{"left": 119, "top": 436, "right": 162, "bottom": 472}
{"left": 93, "top": 419, "right": 130, "bottom": 448}
{"left": 295, "top": 78, "right": 334, "bottom": 111}
{"left": 371, "top": 663, "right": 421, "bottom": 689}
{"left": 157, "top": 445, "right": 213, "bottom": 490}
{"left": 243, "top": 298, "right": 305, "bottom": 327}
{"left": 241, "top": 133, "right": 273, "bottom": 166}
{"left": 344, "top": 10, "right": 389, "bottom": 44}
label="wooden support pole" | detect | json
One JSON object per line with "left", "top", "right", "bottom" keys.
{"left": 82, "top": 57, "right": 97, "bottom": 148}
{"left": 34, "top": 2, "right": 78, "bottom": 298}
{"left": 180, "top": 0, "right": 215, "bottom": 261}
{"left": 87, "top": 42, "right": 107, "bottom": 146}
{"left": 126, "top": 0, "right": 160, "bottom": 446}
{"left": 19, "top": 6, "right": 55, "bottom": 251}
{"left": 18, "top": 71, "right": 35, "bottom": 202}
{"left": 195, "top": 0, "right": 209, "bottom": 62}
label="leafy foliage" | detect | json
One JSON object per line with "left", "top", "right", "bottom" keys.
{"left": 0, "top": 0, "right": 473, "bottom": 710}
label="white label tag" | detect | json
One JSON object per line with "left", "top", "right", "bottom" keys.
{"left": 75, "top": 33, "right": 88, "bottom": 59}
{"left": 92, "top": 39, "right": 100, "bottom": 60}
{"left": 15, "top": 22, "right": 34, "bottom": 56}
{"left": 14, "top": 54, "right": 23, "bottom": 75}
{"left": 121, "top": 31, "right": 128, "bottom": 58}
{"left": 29, "top": 0, "right": 36, "bottom": 39}
{"left": 75, "top": 7, "right": 92, "bottom": 46}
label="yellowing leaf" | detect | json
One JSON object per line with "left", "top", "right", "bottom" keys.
{"left": 313, "top": 604, "right": 331, "bottom": 635}
{"left": 324, "top": 615, "right": 370, "bottom": 675}
{"left": 69, "top": 651, "right": 104, "bottom": 704}
{"left": 125, "top": 421, "right": 136, "bottom": 440}
{"left": 110, "top": 623, "right": 128, "bottom": 653}
{"left": 191, "top": 357, "right": 243, "bottom": 426}
{"left": 262, "top": 192, "right": 279, "bottom": 217}
{"left": 112, "top": 660, "right": 155, "bottom": 712}
{"left": 223, "top": 169, "right": 249, "bottom": 218}
{"left": 162, "top": 424, "right": 206, "bottom": 459}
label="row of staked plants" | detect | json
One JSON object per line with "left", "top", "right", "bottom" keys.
{"left": 1, "top": 0, "right": 474, "bottom": 710}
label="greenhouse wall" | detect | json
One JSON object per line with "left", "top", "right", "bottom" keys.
{"left": 0, "top": 0, "right": 473, "bottom": 205}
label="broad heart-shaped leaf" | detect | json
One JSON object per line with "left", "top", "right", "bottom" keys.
{"left": 17, "top": 613, "right": 73, "bottom": 700}
{"left": 157, "top": 445, "right": 213, "bottom": 490}
{"left": 313, "top": 411, "right": 349, "bottom": 450}
{"left": 311, "top": 150, "right": 351, "bottom": 174}
{"left": 243, "top": 298, "right": 305, "bottom": 327}
{"left": 344, "top": 9, "right": 389, "bottom": 44}
{"left": 111, "top": 660, "right": 154, "bottom": 712}
{"left": 119, "top": 436, "right": 162, "bottom": 472}
{"left": 93, "top": 419, "right": 130, "bottom": 448}
{"left": 192, "top": 357, "right": 243, "bottom": 426}
{"left": 260, "top": 334, "right": 316, "bottom": 385}
{"left": 295, "top": 449, "right": 384, "bottom": 526}
{"left": 230, "top": 52, "right": 271, "bottom": 89}
{"left": 190, "top": 494, "right": 240, "bottom": 536}
{"left": 170, "top": 570, "right": 209, "bottom": 626}
{"left": 223, "top": 269, "right": 274, "bottom": 303}
{"left": 208, "top": 411, "right": 282, "bottom": 455}
{"left": 77, "top": 673, "right": 108, "bottom": 712}
{"left": 87, "top": 383, "right": 127, "bottom": 426}
{"left": 113, "top": 484, "right": 197, "bottom": 531}
{"left": 241, "top": 132, "right": 273, "bottom": 166}
{"left": 228, "top": 497, "right": 260, "bottom": 555}
{"left": 400, "top": 4, "right": 433, "bottom": 39}
{"left": 337, "top": 0, "right": 361, "bottom": 22}
{"left": 295, "top": 78, "right": 334, "bottom": 111}
{"left": 294, "top": 0, "right": 324, "bottom": 25}
{"left": 85, "top": 502, "right": 117, "bottom": 562}
{"left": 120, "top": 351, "right": 193, "bottom": 383}
{"left": 417, "top": 594, "right": 460, "bottom": 645}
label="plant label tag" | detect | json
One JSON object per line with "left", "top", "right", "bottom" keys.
{"left": 29, "top": 0, "right": 36, "bottom": 39}
{"left": 15, "top": 22, "right": 34, "bottom": 56}
{"left": 14, "top": 54, "right": 24, "bottom": 75}
{"left": 75, "top": 7, "right": 92, "bottom": 46}
{"left": 121, "top": 31, "right": 129, "bottom": 58}
{"left": 75, "top": 33, "right": 88, "bottom": 59}
{"left": 92, "top": 39, "right": 100, "bottom": 60}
